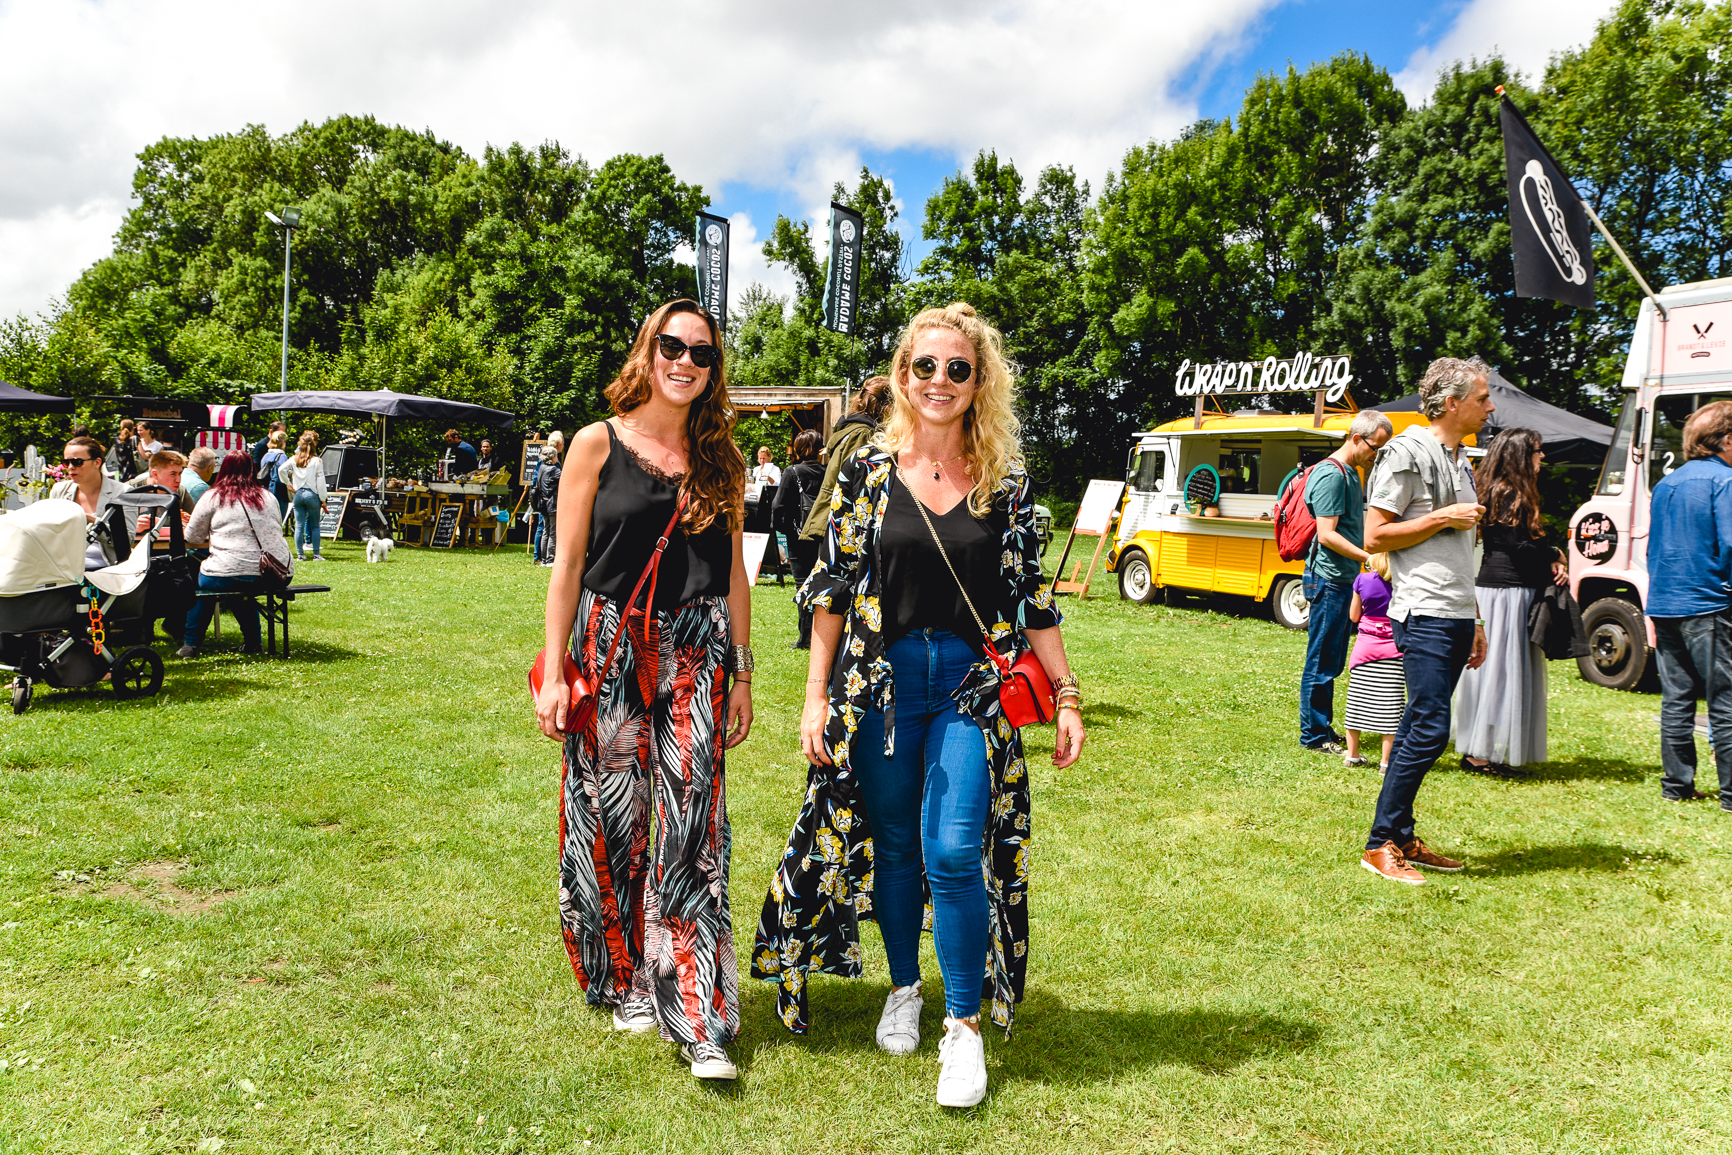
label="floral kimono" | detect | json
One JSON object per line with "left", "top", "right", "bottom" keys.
{"left": 750, "top": 446, "right": 1060, "bottom": 1036}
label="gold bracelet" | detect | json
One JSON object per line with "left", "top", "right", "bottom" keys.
{"left": 1053, "top": 672, "right": 1080, "bottom": 692}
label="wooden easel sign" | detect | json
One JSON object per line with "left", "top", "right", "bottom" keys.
{"left": 1051, "top": 479, "right": 1127, "bottom": 598}
{"left": 742, "top": 532, "right": 771, "bottom": 585}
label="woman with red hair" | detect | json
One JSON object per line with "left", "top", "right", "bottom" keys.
{"left": 178, "top": 451, "right": 294, "bottom": 658}
{"left": 535, "top": 299, "right": 751, "bottom": 1081}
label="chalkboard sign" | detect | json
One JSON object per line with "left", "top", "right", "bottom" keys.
{"left": 429, "top": 502, "right": 463, "bottom": 549}
{"left": 318, "top": 492, "right": 350, "bottom": 539}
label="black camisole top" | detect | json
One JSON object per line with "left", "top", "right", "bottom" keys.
{"left": 582, "top": 422, "right": 732, "bottom": 612}
{"left": 880, "top": 466, "right": 1004, "bottom": 653}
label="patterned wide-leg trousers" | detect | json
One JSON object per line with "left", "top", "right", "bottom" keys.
{"left": 557, "top": 590, "right": 740, "bottom": 1046}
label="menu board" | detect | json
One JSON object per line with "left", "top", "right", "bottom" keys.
{"left": 429, "top": 502, "right": 463, "bottom": 549}
{"left": 318, "top": 492, "right": 350, "bottom": 539}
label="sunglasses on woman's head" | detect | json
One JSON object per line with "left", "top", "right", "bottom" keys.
{"left": 655, "top": 333, "right": 719, "bottom": 369}
{"left": 910, "top": 356, "right": 974, "bottom": 384}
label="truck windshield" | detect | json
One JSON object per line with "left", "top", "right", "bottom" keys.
{"left": 1649, "top": 390, "right": 1732, "bottom": 491}
{"left": 1598, "top": 394, "right": 1637, "bottom": 495}
{"left": 1132, "top": 447, "right": 1165, "bottom": 492}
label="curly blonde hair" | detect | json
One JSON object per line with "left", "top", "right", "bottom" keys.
{"left": 876, "top": 302, "right": 1021, "bottom": 517}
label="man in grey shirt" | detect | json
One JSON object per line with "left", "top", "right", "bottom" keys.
{"left": 1359, "top": 357, "right": 1493, "bottom": 885}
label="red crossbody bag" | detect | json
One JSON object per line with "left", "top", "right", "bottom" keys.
{"left": 529, "top": 495, "right": 686, "bottom": 735}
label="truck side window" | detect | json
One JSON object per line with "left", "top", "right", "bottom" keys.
{"left": 1135, "top": 449, "right": 1165, "bottom": 492}
{"left": 1597, "top": 394, "right": 1636, "bottom": 495}
{"left": 1648, "top": 392, "right": 1732, "bottom": 491}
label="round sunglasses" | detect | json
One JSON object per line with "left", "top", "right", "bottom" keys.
{"left": 910, "top": 356, "right": 974, "bottom": 384}
{"left": 656, "top": 333, "right": 719, "bottom": 369}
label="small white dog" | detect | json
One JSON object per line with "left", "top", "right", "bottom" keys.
{"left": 366, "top": 535, "right": 395, "bottom": 563}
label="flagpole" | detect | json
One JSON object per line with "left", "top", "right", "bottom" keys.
{"left": 1577, "top": 198, "right": 1668, "bottom": 321}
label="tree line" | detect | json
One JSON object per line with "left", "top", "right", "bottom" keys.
{"left": 3, "top": 0, "right": 1727, "bottom": 492}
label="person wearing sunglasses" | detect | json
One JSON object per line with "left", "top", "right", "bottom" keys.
{"left": 50, "top": 436, "right": 130, "bottom": 569}
{"left": 753, "top": 302, "right": 1087, "bottom": 1108}
{"left": 535, "top": 299, "right": 751, "bottom": 1081}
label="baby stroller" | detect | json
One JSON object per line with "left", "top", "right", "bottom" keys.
{"left": 0, "top": 497, "right": 167, "bottom": 714}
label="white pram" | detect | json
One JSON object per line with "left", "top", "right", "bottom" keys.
{"left": 0, "top": 497, "right": 166, "bottom": 713}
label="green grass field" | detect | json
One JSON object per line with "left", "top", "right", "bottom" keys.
{"left": 0, "top": 542, "right": 1725, "bottom": 1154}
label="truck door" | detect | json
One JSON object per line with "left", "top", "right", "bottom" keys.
{"left": 1117, "top": 442, "right": 1170, "bottom": 545}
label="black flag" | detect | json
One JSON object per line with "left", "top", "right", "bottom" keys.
{"left": 694, "top": 212, "right": 730, "bottom": 330}
{"left": 822, "top": 202, "right": 864, "bottom": 336}
{"left": 1500, "top": 96, "right": 1595, "bottom": 310}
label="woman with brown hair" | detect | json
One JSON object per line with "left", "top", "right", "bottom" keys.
{"left": 1453, "top": 427, "right": 1567, "bottom": 774}
{"left": 534, "top": 299, "right": 751, "bottom": 1081}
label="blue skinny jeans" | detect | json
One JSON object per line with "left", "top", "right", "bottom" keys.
{"left": 853, "top": 629, "right": 992, "bottom": 1019}
{"left": 292, "top": 488, "right": 323, "bottom": 557}
{"left": 1367, "top": 615, "right": 1476, "bottom": 849}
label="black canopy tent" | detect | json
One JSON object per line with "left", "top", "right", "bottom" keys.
{"left": 1371, "top": 371, "right": 1613, "bottom": 465}
{"left": 249, "top": 388, "right": 515, "bottom": 480}
{"left": 0, "top": 380, "right": 75, "bottom": 413}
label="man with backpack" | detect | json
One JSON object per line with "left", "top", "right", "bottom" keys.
{"left": 1295, "top": 409, "right": 1393, "bottom": 755}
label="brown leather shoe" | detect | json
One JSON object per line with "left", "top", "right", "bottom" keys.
{"left": 1401, "top": 838, "right": 1463, "bottom": 872}
{"left": 1361, "top": 841, "right": 1424, "bottom": 885}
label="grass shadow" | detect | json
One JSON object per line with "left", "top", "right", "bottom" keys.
{"left": 1470, "top": 841, "right": 1681, "bottom": 877}
{"left": 1499, "top": 756, "right": 1650, "bottom": 785}
{"left": 1004, "top": 991, "right": 1321, "bottom": 1082}
{"left": 735, "top": 981, "right": 1321, "bottom": 1085}
{"left": 1083, "top": 703, "right": 1142, "bottom": 724}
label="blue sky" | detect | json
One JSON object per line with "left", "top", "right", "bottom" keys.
{"left": 711, "top": 0, "right": 1585, "bottom": 293}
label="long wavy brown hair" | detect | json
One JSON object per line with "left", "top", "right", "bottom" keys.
{"left": 1477, "top": 427, "right": 1544, "bottom": 536}
{"left": 603, "top": 299, "right": 744, "bottom": 535}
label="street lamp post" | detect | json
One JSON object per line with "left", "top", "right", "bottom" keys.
{"left": 264, "top": 206, "right": 303, "bottom": 393}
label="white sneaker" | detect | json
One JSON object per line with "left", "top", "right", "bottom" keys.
{"left": 680, "top": 1040, "right": 738, "bottom": 1080}
{"left": 611, "top": 999, "right": 655, "bottom": 1033}
{"left": 935, "top": 1017, "right": 987, "bottom": 1107}
{"left": 875, "top": 983, "right": 923, "bottom": 1055}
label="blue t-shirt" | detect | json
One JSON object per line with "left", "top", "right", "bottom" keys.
{"left": 1648, "top": 455, "right": 1732, "bottom": 618}
{"left": 1303, "top": 459, "right": 1363, "bottom": 585}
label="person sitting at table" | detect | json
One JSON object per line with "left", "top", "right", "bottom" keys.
{"left": 443, "top": 429, "right": 478, "bottom": 477}
{"left": 178, "top": 451, "right": 294, "bottom": 659}
{"left": 128, "top": 450, "right": 190, "bottom": 538}
{"left": 51, "top": 436, "right": 128, "bottom": 569}
{"left": 183, "top": 447, "right": 217, "bottom": 509}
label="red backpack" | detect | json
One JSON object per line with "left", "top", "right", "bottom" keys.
{"left": 1274, "top": 459, "right": 1349, "bottom": 563}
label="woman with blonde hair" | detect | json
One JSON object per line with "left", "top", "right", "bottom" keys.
{"left": 534, "top": 299, "right": 751, "bottom": 1081}
{"left": 754, "top": 302, "right": 1086, "bottom": 1108}
{"left": 279, "top": 431, "right": 329, "bottom": 561}
{"left": 258, "top": 430, "right": 290, "bottom": 517}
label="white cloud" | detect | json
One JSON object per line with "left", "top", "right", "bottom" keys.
{"left": 725, "top": 212, "right": 796, "bottom": 313}
{"left": 0, "top": 0, "right": 1277, "bottom": 319}
{"left": 1395, "top": 0, "right": 1617, "bottom": 102}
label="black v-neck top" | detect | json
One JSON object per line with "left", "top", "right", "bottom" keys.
{"left": 880, "top": 466, "right": 1004, "bottom": 652}
{"left": 582, "top": 422, "right": 732, "bottom": 611}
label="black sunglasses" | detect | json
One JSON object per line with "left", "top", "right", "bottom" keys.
{"left": 656, "top": 333, "right": 719, "bottom": 369}
{"left": 62, "top": 456, "right": 94, "bottom": 466}
{"left": 911, "top": 356, "right": 974, "bottom": 384}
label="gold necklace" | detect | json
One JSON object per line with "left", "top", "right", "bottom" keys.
{"left": 910, "top": 450, "right": 966, "bottom": 481}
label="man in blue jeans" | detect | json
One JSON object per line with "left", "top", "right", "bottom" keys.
{"left": 1300, "top": 410, "right": 1393, "bottom": 753}
{"left": 1647, "top": 399, "right": 1732, "bottom": 808}
{"left": 1360, "top": 357, "right": 1493, "bottom": 884}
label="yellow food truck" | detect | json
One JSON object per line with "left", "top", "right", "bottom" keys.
{"left": 1104, "top": 352, "right": 1432, "bottom": 629}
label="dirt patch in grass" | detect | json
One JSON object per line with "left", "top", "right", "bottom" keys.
{"left": 102, "top": 861, "right": 232, "bottom": 916}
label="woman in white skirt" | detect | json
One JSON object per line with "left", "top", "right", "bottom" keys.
{"left": 1453, "top": 429, "right": 1567, "bottom": 775}
{"left": 1344, "top": 552, "right": 1405, "bottom": 774}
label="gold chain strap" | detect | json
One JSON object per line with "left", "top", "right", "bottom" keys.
{"left": 897, "top": 467, "right": 1001, "bottom": 669}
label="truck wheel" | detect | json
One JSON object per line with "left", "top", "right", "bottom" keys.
{"left": 1270, "top": 575, "right": 1309, "bottom": 631}
{"left": 1578, "top": 598, "right": 1651, "bottom": 691}
{"left": 1117, "top": 549, "right": 1159, "bottom": 604}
